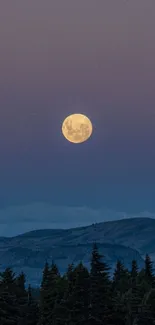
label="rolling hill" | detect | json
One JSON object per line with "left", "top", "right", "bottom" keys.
{"left": 0, "top": 217, "right": 154, "bottom": 286}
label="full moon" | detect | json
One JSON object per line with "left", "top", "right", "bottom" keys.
{"left": 62, "top": 113, "right": 93, "bottom": 143}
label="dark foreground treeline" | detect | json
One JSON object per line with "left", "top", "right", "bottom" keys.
{"left": 1, "top": 244, "right": 155, "bottom": 325}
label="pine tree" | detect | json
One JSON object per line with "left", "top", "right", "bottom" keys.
{"left": 111, "top": 261, "right": 131, "bottom": 325}
{"left": 144, "top": 254, "right": 154, "bottom": 286}
{"left": 137, "top": 268, "right": 150, "bottom": 298}
{"left": 66, "top": 262, "right": 90, "bottom": 325}
{"left": 66, "top": 263, "right": 76, "bottom": 292}
{"left": 89, "top": 243, "right": 111, "bottom": 325}
{"left": 52, "top": 275, "right": 68, "bottom": 325}
{"left": 40, "top": 261, "right": 49, "bottom": 290}
{"left": 0, "top": 267, "right": 18, "bottom": 325}
{"left": 131, "top": 260, "right": 138, "bottom": 280}
{"left": 39, "top": 261, "right": 60, "bottom": 325}
{"left": 126, "top": 260, "right": 141, "bottom": 324}
{"left": 53, "top": 263, "right": 77, "bottom": 325}
{"left": 46, "top": 261, "right": 61, "bottom": 323}
{"left": 113, "top": 260, "right": 130, "bottom": 294}
{"left": 16, "top": 271, "right": 28, "bottom": 325}
{"left": 25, "top": 284, "right": 39, "bottom": 325}
{"left": 39, "top": 261, "right": 50, "bottom": 325}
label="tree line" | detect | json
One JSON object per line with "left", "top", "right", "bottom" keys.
{"left": 0, "top": 243, "right": 155, "bottom": 324}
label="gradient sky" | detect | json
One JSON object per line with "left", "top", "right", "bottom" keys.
{"left": 0, "top": 0, "right": 155, "bottom": 235}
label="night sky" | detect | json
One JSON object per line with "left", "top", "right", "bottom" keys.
{"left": 0, "top": 1, "right": 155, "bottom": 236}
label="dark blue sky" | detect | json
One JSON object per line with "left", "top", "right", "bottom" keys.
{"left": 0, "top": 0, "right": 155, "bottom": 235}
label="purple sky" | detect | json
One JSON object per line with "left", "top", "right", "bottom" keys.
{"left": 0, "top": 0, "right": 155, "bottom": 235}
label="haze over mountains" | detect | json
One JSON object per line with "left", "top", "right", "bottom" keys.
{"left": 1, "top": 202, "right": 155, "bottom": 237}
{"left": 0, "top": 217, "right": 155, "bottom": 286}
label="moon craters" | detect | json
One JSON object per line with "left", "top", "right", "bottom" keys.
{"left": 62, "top": 114, "right": 93, "bottom": 144}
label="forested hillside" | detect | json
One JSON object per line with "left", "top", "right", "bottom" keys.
{"left": 0, "top": 243, "right": 155, "bottom": 324}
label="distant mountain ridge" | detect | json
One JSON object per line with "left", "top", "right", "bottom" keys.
{"left": 0, "top": 217, "right": 155, "bottom": 286}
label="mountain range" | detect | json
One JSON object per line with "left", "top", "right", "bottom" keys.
{"left": 0, "top": 217, "right": 155, "bottom": 286}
